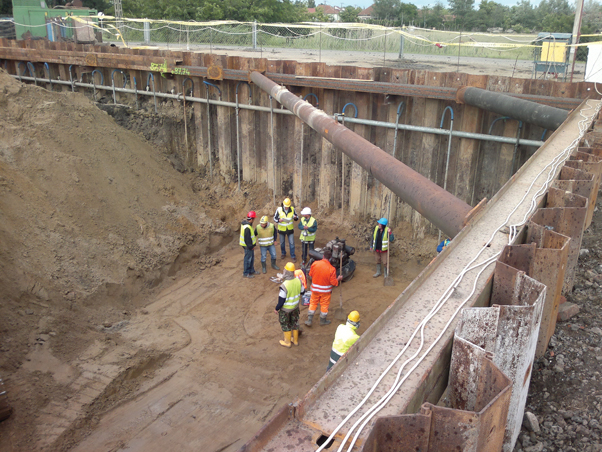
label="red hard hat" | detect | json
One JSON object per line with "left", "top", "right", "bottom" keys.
{"left": 247, "top": 211, "right": 257, "bottom": 219}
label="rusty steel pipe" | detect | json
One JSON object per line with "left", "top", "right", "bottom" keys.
{"left": 457, "top": 86, "right": 569, "bottom": 130}
{"left": 250, "top": 71, "right": 474, "bottom": 238}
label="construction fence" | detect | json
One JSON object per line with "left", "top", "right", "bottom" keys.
{"left": 3, "top": 16, "right": 602, "bottom": 80}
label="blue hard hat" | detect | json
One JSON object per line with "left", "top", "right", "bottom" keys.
{"left": 378, "top": 218, "right": 388, "bottom": 226}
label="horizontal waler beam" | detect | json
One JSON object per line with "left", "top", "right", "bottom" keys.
{"left": 181, "top": 66, "right": 581, "bottom": 110}
{"left": 0, "top": 43, "right": 584, "bottom": 108}
{"left": 0, "top": 47, "right": 182, "bottom": 72}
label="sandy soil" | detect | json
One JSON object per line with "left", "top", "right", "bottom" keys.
{"left": 0, "top": 70, "right": 435, "bottom": 451}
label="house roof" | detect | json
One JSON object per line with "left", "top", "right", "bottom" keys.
{"left": 359, "top": 5, "right": 374, "bottom": 16}
{"left": 317, "top": 4, "right": 341, "bottom": 14}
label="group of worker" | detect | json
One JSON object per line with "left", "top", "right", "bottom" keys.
{"left": 239, "top": 197, "right": 318, "bottom": 278}
{"left": 239, "top": 197, "right": 395, "bottom": 370}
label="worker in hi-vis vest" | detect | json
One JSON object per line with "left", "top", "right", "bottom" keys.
{"left": 370, "top": 218, "right": 395, "bottom": 278}
{"left": 328, "top": 311, "right": 361, "bottom": 370}
{"left": 256, "top": 216, "right": 280, "bottom": 274}
{"left": 273, "top": 197, "right": 298, "bottom": 262}
{"left": 306, "top": 247, "right": 342, "bottom": 327}
{"left": 298, "top": 207, "right": 317, "bottom": 266}
{"left": 274, "top": 262, "right": 305, "bottom": 348}
{"left": 240, "top": 211, "right": 259, "bottom": 279}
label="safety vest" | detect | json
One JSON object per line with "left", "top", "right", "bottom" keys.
{"left": 276, "top": 206, "right": 295, "bottom": 232}
{"left": 373, "top": 226, "right": 390, "bottom": 251}
{"left": 329, "top": 323, "right": 360, "bottom": 368}
{"left": 300, "top": 217, "right": 317, "bottom": 242}
{"left": 282, "top": 278, "right": 302, "bottom": 310}
{"left": 239, "top": 224, "right": 257, "bottom": 247}
{"left": 256, "top": 223, "right": 275, "bottom": 246}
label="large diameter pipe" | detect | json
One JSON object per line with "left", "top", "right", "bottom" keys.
{"left": 457, "top": 86, "right": 569, "bottom": 130}
{"left": 250, "top": 71, "right": 474, "bottom": 239}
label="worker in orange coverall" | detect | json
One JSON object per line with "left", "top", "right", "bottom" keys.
{"left": 305, "top": 248, "right": 342, "bottom": 327}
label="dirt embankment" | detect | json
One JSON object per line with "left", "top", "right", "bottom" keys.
{"left": 0, "top": 70, "right": 276, "bottom": 450}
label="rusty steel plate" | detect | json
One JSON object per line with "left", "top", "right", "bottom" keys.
{"left": 84, "top": 53, "right": 97, "bottom": 66}
{"left": 207, "top": 64, "right": 223, "bottom": 80}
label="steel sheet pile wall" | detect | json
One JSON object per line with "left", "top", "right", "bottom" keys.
{"left": 1, "top": 39, "right": 600, "bottom": 237}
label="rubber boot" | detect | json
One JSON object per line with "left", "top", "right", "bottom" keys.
{"left": 320, "top": 316, "right": 331, "bottom": 326}
{"left": 373, "top": 264, "right": 382, "bottom": 278}
{"left": 271, "top": 258, "right": 280, "bottom": 271}
{"left": 279, "top": 331, "right": 292, "bottom": 348}
{"left": 305, "top": 314, "right": 314, "bottom": 327}
{"left": 262, "top": 261, "right": 267, "bottom": 274}
{"left": 292, "top": 330, "right": 299, "bottom": 346}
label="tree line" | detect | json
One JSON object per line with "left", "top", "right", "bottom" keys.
{"left": 1, "top": 0, "right": 602, "bottom": 34}
{"left": 371, "top": 0, "right": 602, "bottom": 33}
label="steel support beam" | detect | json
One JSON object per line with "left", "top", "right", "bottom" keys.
{"left": 177, "top": 65, "right": 581, "bottom": 109}
{"left": 249, "top": 70, "right": 475, "bottom": 239}
{"left": 457, "top": 87, "right": 570, "bottom": 130}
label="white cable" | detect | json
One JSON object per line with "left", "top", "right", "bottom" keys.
{"left": 316, "top": 98, "right": 602, "bottom": 452}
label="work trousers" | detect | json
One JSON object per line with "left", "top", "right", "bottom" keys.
{"left": 279, "top": 232, "right": 296, "bottom": 259}
{"left": 308, "top": 291, "right": 332, "bottom": 315}
{"left": 260, "top": 244, "right": 277, "bottom": 263}
{"left": 374, "top": 250, "right": 387, "bottom": 264}
{"left": 243, "top": 247, "right": 255, "bottom": 276}
{"left": 301, "top": 241, "right": 314, "bottom": 264}
{"left": 278, "top": 308, "right": 300, "bottom": 332}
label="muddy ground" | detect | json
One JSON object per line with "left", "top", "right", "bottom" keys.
{"left": 0, "top": 70, "right": 436, "bottom": 451}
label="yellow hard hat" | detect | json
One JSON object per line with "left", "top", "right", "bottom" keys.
{"left": 348, "top": 311, "right": 360, "bottom": 323}
{"left": 283, "top": 198, "right": 291, "bottom": 208}
{"left": 284, "top": 262, "right": 295, "bottom": 272}
{"left": 260, "top": 216, "right": 269, "bottom": 224}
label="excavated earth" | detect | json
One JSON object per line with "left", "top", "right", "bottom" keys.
{"left": 0, "top": 70, "right": 436, "bottom": 451}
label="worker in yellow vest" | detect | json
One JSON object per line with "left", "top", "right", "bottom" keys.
{"left": 274, "top": 263, "right": 305, "bottom": 347}
{"left": 370, "top": 218, "right": 395, "bottom": 278}
{"left": 273, "top": 197, "right": 298, "bottom": 262}
{"left": 256, "top": 216, "right": 280, "bottom": 274}
{"left": 328, "top": 311, "right": 361, "bottom": 370}
{"left": 240, "top": 211, "right": 259, "bottom": 279}
{"left": 298, "top": 207, "right": 317, "bottom": 266}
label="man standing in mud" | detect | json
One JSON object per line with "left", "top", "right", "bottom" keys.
{"left": 240, "top": 211, "right": 259, "bottom": 278}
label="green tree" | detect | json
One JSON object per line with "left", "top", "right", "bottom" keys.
{"left": 475, "top": 0, "right": 508, "bottom": 30}
{"left": 0, "top": 0, "right": 12, "bottom": 16}
{"left": 340, "top": 6, "right": 361, "bottom": 22}
{"left": 449, "top": 0, "right": 475, "bottom": 29}
{"left": 582, "top": 0, "right": 602, "bottom": 33}
{"left": 307, "top": 0, "right": 316, "bottom": 7}
{"left": 424, "top": 1, "right": 445, "bottom": 28}
{"left": 399, "top": 2, "right": 418, "bottom": 24}
{"left": 537, "top": 0, "right": 574, "bottom": 32}
{"left": 372, "top": 0, "right": 401, "bottom": 21}
{"left": 509, "top": 0, "right": 537, "bottom": 32}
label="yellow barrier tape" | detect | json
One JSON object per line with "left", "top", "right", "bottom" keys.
{"left": 72, "top": 15, "right": 127, "bottom": 48}
{"left": 84, "top": 17, "right": 602, "bottom": 51}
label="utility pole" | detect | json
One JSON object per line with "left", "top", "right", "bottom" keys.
{"left": 569, "top": 0, "right": 585, "bottom": 82}
{"left": 113, "top": 0, "right": 124, "bottom": 38}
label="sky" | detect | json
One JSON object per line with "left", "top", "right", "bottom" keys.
{"left": 332, "top": 0, "right": 529, "bottom": 10}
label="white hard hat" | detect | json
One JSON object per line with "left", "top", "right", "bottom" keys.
{"left": 301, "top": 207, "right": 311, "bottom": 215}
